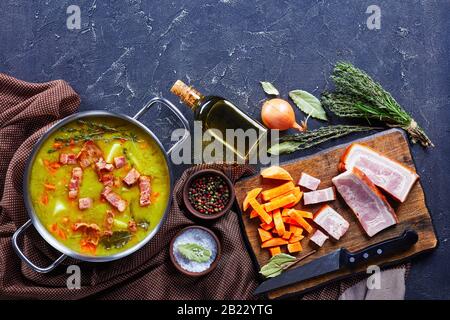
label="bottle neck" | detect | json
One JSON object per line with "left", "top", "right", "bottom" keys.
{"left": 170, "top": 80, "right": 204, "bottom": 110}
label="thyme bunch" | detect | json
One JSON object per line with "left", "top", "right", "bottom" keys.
{"left": 322, "top": 62, "right": 433, "bottom": 147}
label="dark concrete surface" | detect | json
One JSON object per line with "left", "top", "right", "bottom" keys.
{"left": 1, "top": 0, "right": 449, "bottom": 299}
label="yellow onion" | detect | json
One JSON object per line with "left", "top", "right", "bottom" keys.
{"left": 261, "top": 98, "right": 302, "bottom": 131}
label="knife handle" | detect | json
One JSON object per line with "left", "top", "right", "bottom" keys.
{"left": 340, "top": 229, "right": 418, "bottom": 268}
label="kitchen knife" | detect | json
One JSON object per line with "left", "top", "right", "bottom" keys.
{"left": 254, "top": 229, "right": 418, "bottom": 295}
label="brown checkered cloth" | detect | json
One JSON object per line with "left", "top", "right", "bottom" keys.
{"left": 0, "top": 73, "right": 407, "bottom": 300}
{"left": 0, "top": 73, "right": 260, "bottom": 299}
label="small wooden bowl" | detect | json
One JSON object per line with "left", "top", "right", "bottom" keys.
{"left": 182, "top": 169, "right": 235, "bottom": 221}
{"left": 169, "top": 225, "right": 222, "bottom": 277}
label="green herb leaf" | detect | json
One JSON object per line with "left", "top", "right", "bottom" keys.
{"left": 178, "top": 243, "right": 211, "bottom": 263}
{"left": 268, "top": 125, "right": 375, "bottom": 155}
{"left": 289, "top": 90, "right": 328, "bottom": 121}
{"left": 259, "top": 253, "right": 297, "bottom": 278}
{"left": 260, "top": 81, "right": 280, "bottom": 96}
{"left": 322, "top": 62, "right": 433, "bottom": 147}
{"left": 100, "top": 231, "right": 132, "bottom": 250}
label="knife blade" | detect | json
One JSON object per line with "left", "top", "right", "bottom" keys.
{"left": 254, "top": 229, "right": 418, "bottom": 295}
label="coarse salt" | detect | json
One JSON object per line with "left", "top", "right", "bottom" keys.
{"left": 173, "top": 228, "right": 217, "bottom": 273}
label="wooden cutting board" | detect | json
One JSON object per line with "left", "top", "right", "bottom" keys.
{"left": 235, "top": 129, "right": 437, "bottom": 299}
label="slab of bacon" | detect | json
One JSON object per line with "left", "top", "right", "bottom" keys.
{"left": 78, "top": 197, "right": 93, "bottom": 210}
{"left": 332, "top": 167, "right": 398, "bottom": 237}
{"left": 309, "top": 229, "right": 329, "bottom": 247}
{"left": 77, "top": 140, "right": 103, "bottom": 168}
{"left": 59, "top": 153, "right": 77, "bottom": 165}
{"left": 114, "top": 156, "right": 127, "bottom": 169}
{"left": 139, "top": 176, "right": 151, "bottom": 207}
{"left": 101, "top": 186, "right": 127, "bottom": 212}
{"left": 313, "top": 205, "right": 349, "bottom": 240}
{"left": 339, "top": 143, "right": 419, "bottom": 202}
{"left": 303, "top": 187, "right": 336, "bottom": 205}
{"left": 298, "top": 172, "right": 321, "bottom": 191}
{"left": 123, "top": 168, "right": 141, "bottom": 186}
{"left": 68, "top": 167, "right": 83, "bottom": 199}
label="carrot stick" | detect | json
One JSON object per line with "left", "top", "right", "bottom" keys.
{"left": 265, "top": 194, "right": 297, "bottom": 212}
{"left": 261, "top": 237, "right": 289, "bottom": 248}
{"left": 249, "top": 198, "right": 272, "bottom": 224}
{"left": 261, "top": 181, "right": 295, "bottom": 202}
{"left": 290, "top": 211, "right": 313, "bottom": 233}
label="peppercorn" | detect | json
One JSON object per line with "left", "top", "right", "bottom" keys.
{"left": 187, "top": 174, "right": 230, "bottom": 215}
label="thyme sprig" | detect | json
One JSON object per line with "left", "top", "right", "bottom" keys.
{"left": 54, "top": 120, "right": 140, "bottom": 145}
{"left": 322, "top": 62, "right": 433, "bottom": 147}
{"left": 268, "top": 125, "right": 376, "bottom": 155}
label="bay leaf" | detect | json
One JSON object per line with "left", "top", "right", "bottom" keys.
{"left": 289, "top": 90, "right": 328, "bottom": 121}
{"left": 260, "top": 81, "right": 280, "bottom": 96}
{"left": 259, "top": 253, "right": 296, "bottom": 278}
{"left": 178, "top": 243, "right": 212, "bottom": 263}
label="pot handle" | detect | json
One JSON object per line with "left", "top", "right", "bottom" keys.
{"left": 12, "top": 219, "right": 67, "bottom": 273}
{"left": 133, "top": 97, "right": 190, "bottom": 155}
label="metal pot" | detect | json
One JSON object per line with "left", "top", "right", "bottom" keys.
{"left": 12, "top": 97, "right": 189, "bottom": 273}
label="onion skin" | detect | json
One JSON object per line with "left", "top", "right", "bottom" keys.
{"left": 261, "top": 98, "right": 302, "bottom": 131}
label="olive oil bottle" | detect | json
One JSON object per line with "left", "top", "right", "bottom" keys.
{"left": 171, "top": 80, "right": 267, "bottom": 162}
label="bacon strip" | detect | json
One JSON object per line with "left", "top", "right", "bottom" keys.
{"left": 68, "top": 167, "right": 83, "bottom": 199}
{"left": 123, "top": 168, "right": 141, "bottom": 186}
{"left": 303, "top": 187, "right": 336, "bottom": 205}
{"left": 309, "top": 229, "right": 329, "bottom": 247}
{"left": 313, "top": 205, "right": 349, "bottom": 240}
{"left": 339, "top": 143, "right": 419, "bottom": 202}
{"left": 101, "top": 186, "right": 127, "bottom": 212}
{"left": 332, "top": 167, "right": 398, "bottom": 237}
{"left": 139, "top": 176, "right": 152, "bottom": 207}
{"left": 298, "top": 172, "right": 321, "bottom": 191}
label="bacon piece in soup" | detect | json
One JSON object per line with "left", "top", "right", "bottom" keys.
{"left": 123, "top": 168, "right": 141, "bottom": 186}
{"left": 60, "top": 153, "right": 77, "bottom": 165}
{"left": 102, "top": 186, "right": 127, "bottom": 212}
{"left": 78, "top": 197, "right": 93, "bottom": 210}
{"left": 114, "top": 156, "right": 127, "bottom": 169}
{"left": 68, "top": 167, "right": 83, "bottom": 199}
{"left": 139, "top": 176, "right": 152, "bottom": 207}
{"left": 77, "top": 140, "right": 103, "bottom": 168}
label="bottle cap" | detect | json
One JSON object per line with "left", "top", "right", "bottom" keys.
{"left": 170, "top": 80, "right": 203, "bottom": 109}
